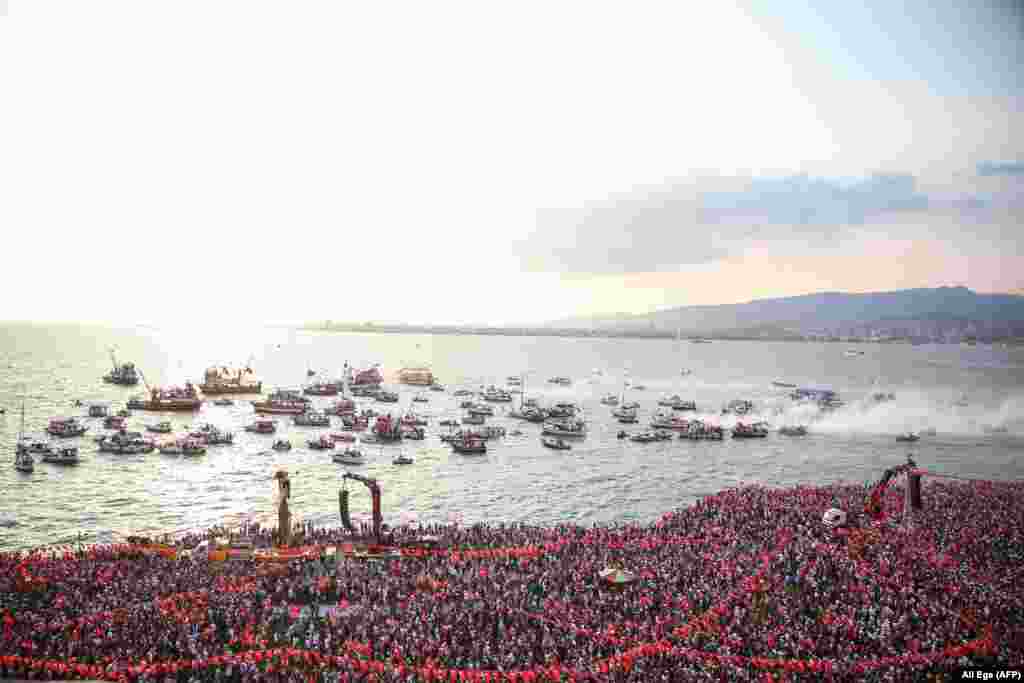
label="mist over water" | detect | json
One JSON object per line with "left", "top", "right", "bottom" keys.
{"left": 1, "top": 323, "right": 1021, "bottom": 551}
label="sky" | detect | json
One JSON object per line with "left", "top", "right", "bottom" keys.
{"left": 0, "top": 0, "right": 1021, "bottom": 326}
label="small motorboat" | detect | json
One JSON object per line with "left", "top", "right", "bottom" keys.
{"left": 213, "top": 398, "right": 234, "bottom": 406}
{"left": 146, "top": 421, "right": 173, "bottom": 434}
{"left": 542, "top": 437, "right": 571, "bottom": 450}
{"left": 896, "top": 432, "right": 920, "bottom": 443}
{"left": 778, "top": 425, "right": 808, "bottom": 437}
{"left": 332, "top": 447, "right": 365, "bottom": 465}
{"left": 42, "top": 446, "right": 80, "bottom": 465}
{"left": 393, "top": 454, "right": 414, "bottom": 465}
{"left": 272, "top": 439, "right": 292, "bottom": 452}
{"left": 307, "top": 435, "right": 335, "bottom": 450}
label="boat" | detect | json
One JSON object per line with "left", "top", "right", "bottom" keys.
{"left": 401, "top": 426, "right": 426, "bottom": 440}
{"left": 398, "top": 367, "right": 435, "bottom": 386}
{"left": 681, "top": 422, "right": 725, "bottom": 440}
{"left": 103, "top": 415, "right": 127, "bottom": 430}
{"left": 429, "top": 383, "right": 445, "bottom": 392}
{"left": 180, "top": 440, "right": 207, "bottom": 457}
{"left": 612, "top": 405, "right": 636, "bottom": 419}
{"left": 307, "top": 435, "right": 335, "bottom": 450}
{"left": 198, "top": 364, "right": 262, "bottom": 395}
{"left": 253, "top": 389, "right": 311, "bottom": 415}
{"left": 451, "top": 434, "right": 487, "bottom": 455}
{"left": 376, "top": 391, "right": 399, "bottom": 403}
{"left": 350, "top": 385, "right": 379, "bottom": 398}
{"left": 870, "top": 392, "right": 896, "bottom": 403}
{"left": 324, "top": 398, "right": 357, "bottom": 416}
{"left": 38, "top": 446, "right": 78, "bottom": 466}
{"left": 482, "top": 386, "right": 513, "bottom": 402}
{"left": 190, "top": 427, "right": 234, "bottom": 445}
{"left": 632, "top": 385, "right": 647, "bottom": 391}
{"left": 372, "top": 414, "right": 404, "bottom": 442}
{"left": 341, "top": 414, "right": 370, "bottom": 431}
{"left": 244, "top": 418, "right": 277, "bottom": 434}
{"left": 213, "top": 398, "right": 234, "bottom": 406}
{"left": 600, "top": 395, "right": 620, "bottom": 406}
{"left": 14, "top": 401, "right": 35, "bottom": 473}
{"left": 547, "top": 377, "right": 572, "bottom": 385}
{"left": 352, "top": 365, "right": 384, "bottom": 387}
{"left": 158, "top": 438, "right": 206, "bottom": 456}
{"left": 401, "top": 413, "right": 428, "bottom": 427}
{"left": 97, "top": 431, "right": 154, "bottom": 454}
{"left": 690, "top": 338, "right": 712, "bottom": 344}
{"left": 507, "top": 376, "right": 522, "bottom": 385}
{"left": 617, "top": 430, "right": 629, "bottom": 439}
{"left": 722, "top": 399, "right": 754, "bottom": 416}
{"left": 145, "top": 421, "right": 173, "bottom": 434}
{"left": 303, "top": 381, "right": 339, "bottom": 397}
{"left": 294, "top": 411, "right": 330, "bottom": 427}
{"left": 680, "top": 369, "right": 693, "bottom": 376}
{"left": 272, "top": 439, "right": 292, "bottom": 452}
{"left": 439, "top": 419, "right": 460, "bottom": 427}
{"left": 137, "top": 382, "right": 202, "bottom": 412}
{"left": 453, "top": 389, "right": 474, "bottom": 397}
{"left": 412, "top": 394, "right": 429, "bottom": 403}
{"left": 772, "top": 381, "right": 797, "bottom": 388}
{"left": 541, "top": 420, "right": 586, "bottom": 438}
{"left": 732, "top": 422, "right": 770, "bottom": 438}
{"left": 468, "top": 403, "right": 494, "bottom": 416}
{"left": 658, "top": 395, "right": 697, "bottom": 411}
{"left": 393, "top": 453, "right": 414, "bottom": 465}
{"left": 47, "top": 417, "right": 88, "bottom": 438}
{"left": 629, "top": 431, "right": 661, "bottom": 443}
{"left": 462, "top": 413, "right": 485, "bottom": 425}
{"left": 482, "top": 425, "right": 506, "bottom": 439}
{"left": 617, "top": 412, "right": 638, "bottom": 425}
{"left": 541, "top": 437, "right": 571, "bottom": 450}
{"left": 103, "top": 349, "right": 140, "bottom": 386}
{"left": 546, "top": 403, "right": 577, "bottom": 419}
{"left": 650, "top": 414, "right": 691, "bottom": 431}
{"left": 332, "top": 447, "right": 365, "bottom": 464}
{"left": 126, "top": 396, "right": 147, "bottom": 410}
{"left": 778, "top": 425, "right": 808, "bottom": 437}
{"left": 87, "top": 403, "right": 110, "bottom": 418}
{"left": 896, "top": 432, "right": 920, "bottom": 443}
{"left": 843, "top": 349, "right": 865, "bottom": 357}
{"left": 24, "top": 439, "right": 54, "bottom": 456}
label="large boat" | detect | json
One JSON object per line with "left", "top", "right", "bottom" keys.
{"left": 252, "top": 389, "right": 311, "bottom": 415}
{"left": 138, "top": 384, "right": 202, "bottom": 412}
{"left": 546, "top": 402, "right": 578, "bottom": 419}
{"left": 294, "top": 411, "right": 330, "bottom": 427}
{"left": 103, "top": 349, "right": 140, "bottom": 386}
{"left": 198, "top": 365, "right": 262, "bottom": 395}
{"left": 541, "top": 419, "right": 586, "bottom": 438}
{"left": 303, "top": 382, "right": 339, "bottom": 396}
{"left": 398, "top": 367, "right": 435, "bottom": 386}
{"left": 244, "top": 418, "right": 277, "bottom": 434}
{"left": 42, "top": 446, "right": 81, "bottom": 465}
{"left": 341, "top": 414, "right": 370, "bottom": 431}
{"left": 47, "top": 417, "right": 88, "bottom": 438}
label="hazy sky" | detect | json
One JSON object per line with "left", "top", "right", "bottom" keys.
{"left": 1, "top": 1, "right": 1021, "bottom": 326}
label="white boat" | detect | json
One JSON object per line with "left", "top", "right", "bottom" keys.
{"left": 393, "top": 454, "right": 414, "bottom": 465}
{"left": 541, "top": 420, "right": 586, "bottom": 438}
{"left": 42, "top": 446, "right": 80, "bottom": 465}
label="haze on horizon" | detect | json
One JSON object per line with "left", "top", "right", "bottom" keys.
{"left": 1, "top": 1, "right": 1021, "bottom": 328}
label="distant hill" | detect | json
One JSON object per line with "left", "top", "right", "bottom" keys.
{"left": 547, "top": 287, "right": 1024, "bottom": 338}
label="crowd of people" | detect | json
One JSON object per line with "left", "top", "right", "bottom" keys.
{"left": 2, "top": 473, "right": 1022, "bottom": 682}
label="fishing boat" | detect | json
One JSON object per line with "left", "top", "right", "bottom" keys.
{"left": 778, "top": 425, "right": 808, "bottom": 437}
{"left": 87, "top": 403, "right": 110, "bottom": 418}
{"left": 40, "top": 445, "right": 79, "bottom": 465}
{"left": 451, "top": 434, "right": 487, "bottom": 455}
{"left": 303, "top": 381, "right": 339, "bottom": 397}
{"left": 145, "top": 421, "right": 173, "bottom": 434}
{"left": 272, "top": 439, "right": 292, "bottom": 452}
{"left": 324, "top": 398, "right": 357, "bottom": 416}
{"left": 401, "top": 426, "right": 426, "bottom": 440}
{"left": 190, "top": 426, "right": 234, "bottom": 445}
{"left": 732, "top": 422, "right": 770, "bottom": 439}
{"left": 294, "top": 411, "right": 330, "bottom": 427}
{"left": 98, "top": 432, "right": 154, "bottom": 454}
{"left": 329, "top": 432, "right": 357, "bottom": 442}
{"left": 372, "top": 414, "right": 404, "bottom": 442}
{"left": 680, "top": 421, "right": 725, "bottom": 440}
{"left": 14, "top": 401, "right": 35, "bottom": 472}
{"left": 392, "top": 453, "right": 414, "bottom": 465}
{"left": 629, "top": 431, "right": 661, "bottom": 443}
{"left": 541, "top": 420, "right": 586, "bottom": 438}
{"left": 103, "top": 349, "right": 140, "bottom": 386}
{"left": 452, "top": 389, "right": 474, "bottom": 397}
{"left": 468, "top": 403, "right": 494, "bottom": 416}
{"left": 896, "top": 432, "right": 920, "bottom": 443}
{"left": 547, "top": 376, "right": 572, "bottom": 386}
{"left": 159, "top": 438, "right": 207, "bottom": 457}
{"left": 253, "top": 389, "right": 311, "bottom": 415}
{"left": 541, "top": 436, "right": 571, "bottom": 451}
{"left": 600, "top": 395, "right": 620, "bottom": 406}
{"left": 25, "top": 439, "right": 54, "bottom": 456}
{"left": 722, "top": 399, "right": 755, "bottom": 416}
{"left": 375, "top": 390, "right": 400, "bottom": 403}
{"left": 352, "top": 365, "right": 384, "bottom": 387}
{"left": 482, "top": 386, "right": 513, "bottom": 402}
{"left": 198, "top": 363, "right": 262, "bottom": 395}
{"left": 213, "top": 398, "right": 234, "bottom": 406}
{"left": 341, "top": 414, "right": 370, "bottom": 431}
{"left": 47, "top": 417, "right": 88, "bottom": 438}
{"left": 398, "top": 367, "right": 435, "bottom": 386}
{"left": 244, "top": 418, "right": 277, "bottom": 434}
{"left": 307, "top": 435, "right": 335, "bottom": 450}
{"left": 333, "top": 447, "right": 365, "bottom": 464}
{"left": 546, "top": 403, "right": 577, "bottom": 419}
{"left": 462, "top": 413, "right": 485, "bottom": 425}
{"left": 650, "top": 414, "right": 691, "bottom": 431}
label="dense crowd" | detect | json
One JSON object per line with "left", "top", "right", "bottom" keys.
{"left": 2, "top": 475, "right": 1022, "bottom": 682}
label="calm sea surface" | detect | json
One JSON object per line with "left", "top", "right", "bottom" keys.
{"left": 1, "top": 322, "right": 1022, "bottom": 551}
